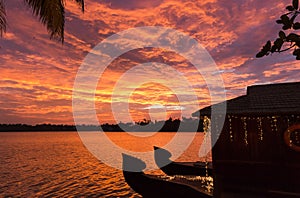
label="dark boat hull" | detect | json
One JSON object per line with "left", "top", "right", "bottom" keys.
{"left": 123, "top": 171, "right": 212, "bottom": 198}
{"left": 154, "top": 146, "right": 213, "bottom": 176}
{"left": 122, "top": 154, "right": 212, "bottom": 198}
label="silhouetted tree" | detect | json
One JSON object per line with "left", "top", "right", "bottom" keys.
{"left": 135, "top": 118, "right": 152, "bottom": 126}
{"left": 257, "top": 0, "right": 300, "bottom": 60}
{"left": 0, "top": 0, "right": 84, "bottom": 43}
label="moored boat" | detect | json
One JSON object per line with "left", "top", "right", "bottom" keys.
{"left": 122, "top": 153, "right": 213, "bottom": 198}
{"left": 154, "top": 146, "right": 213, "bottom": 176}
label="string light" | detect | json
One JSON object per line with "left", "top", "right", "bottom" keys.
{"left": 257, "top": 117, "right": 263, "bottom": 141}
{"left": 272, "top": 116, "right": 278, "bottom": 133}
{"left": 202, "top": 116, "right": 211, "bottom": 181}
{"left": 241, "top": 117, "right": 248, "bottom": 145}
{"left": 203, "top": 116, "right": 211, "bottom": 133}
{"left": 268, "top": 116, "right": 278, "bottom": 133}
{"left": 287, "top": 116, "right": 292, "bottom": 147}
{"left": 228, "top": 115, "right": 234, "bottom": 142}
{"left": 214, "top": 116, "right": 220, "bottom": 137}
{"left": 218, "top": 114, "right": 299, "bottom": 149}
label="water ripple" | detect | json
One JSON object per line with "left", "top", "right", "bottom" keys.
{"left": 0, "top": 132, "right": 142, "bottom": 197}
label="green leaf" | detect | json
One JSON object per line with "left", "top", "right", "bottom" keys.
{"left": 280, "top": 15, "right": 292, "bottom": 29}
{"left": 270, "top": 38, "right": 284, "bottom": 53}
{"left": 291, "top": 14, "right": 297, "bottom": 23}
{"left": 279, "top": 31, "right": 286, "bottom": 39}
{"left": 287, "top": 33, "right": 300, "bottom": 42}
{"left": 292, "top": 49, "right": 300, "bottom": 60}
{"left": 270, "top": 45, "right": 277, "bottom": 53}
{"left": 256, "top": 41, "right": 271, "bottom": 58}
{"left": 293, "top": 48, "right": 300, "bottom": 55}
{"left": 286, "top": 5, "right": 295, "bottom": 11}
{"left": 274, "top": 38, "right": 284, "bottom": 51}
{"left": 256, "top": 51, "right": 266, "bottom": 58}
{"left": 283, "top": 25, "right": 290, "bottom": 30}
{"left": 294, "top": 22, "right": 300, "bottom": 29}
{"left": 293, "top": 0, "right": 299, "bottom": 10}
{"left": 281, "top": 15, "right": 289, "bottom": 22}
{"left": 263, "top": 40, "right": 271, "bottom": 52}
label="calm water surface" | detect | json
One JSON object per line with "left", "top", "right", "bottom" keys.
{"left": 0, "top": 132, "right": 208, "bottom": 197}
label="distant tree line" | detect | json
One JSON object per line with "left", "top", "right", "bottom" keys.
{"left": 0, "top": 123, "right": 77, "bottom": 132}
{"left": 0, "top": 117, "right": 204, "bottom": 132}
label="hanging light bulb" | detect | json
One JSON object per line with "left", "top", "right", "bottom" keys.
{"left": 257, "top": 117, "right": 263, "bottom": 141}
{"left": 228, "top": 115, "right": 233, "bottom": 142}
{"left": 241, "top": 117, "right": 248, "bottom": 145}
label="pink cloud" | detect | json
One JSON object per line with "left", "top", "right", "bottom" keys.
{"left": 0, "top": 0, "right": 298, "bottom": 124}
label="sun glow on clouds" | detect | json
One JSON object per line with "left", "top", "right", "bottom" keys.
{"left": 128, "top": 83, "right": 184, "bottom": 123}
{"left": 0, "top": 0, "right": 299, "bottom": 124}
{"left": 143, "top": 105, "right": 185, "bottom": 111}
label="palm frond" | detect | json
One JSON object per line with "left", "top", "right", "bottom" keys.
{"left": 25, "top": 0, "right": 65, "bottom": 42}
{"left": 62, "top": 0, "right": 84, "bottom": 12}
{"left": 74, "top": 0, "right": 84, "bottom": 12}
{"left": 0, "top": 0, "right": 7, "bottom": 37}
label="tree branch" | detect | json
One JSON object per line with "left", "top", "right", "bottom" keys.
{"left": 278, "top": 43, "right": 296, "bottom": 52}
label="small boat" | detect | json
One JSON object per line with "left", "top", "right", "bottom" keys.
{"left": 122, "top": 153, "right": 212, "bottom": 198}
{"left": 154, "top": 146, "right": 213, "bottom": 176}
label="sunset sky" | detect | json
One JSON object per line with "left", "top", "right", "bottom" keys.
{"left": 0, "top": 0, "right": 299, "bottom": 125}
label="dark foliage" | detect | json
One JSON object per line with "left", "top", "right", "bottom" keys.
{"left": 0, "top": 0, "right": 84, "bottom": 43}
{"left": 257, "top": 0, "right": 300, "bottom": 60}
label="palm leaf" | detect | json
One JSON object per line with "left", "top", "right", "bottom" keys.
{"left": 24, "top": 0, "right": 84, "bottom": 43}
{"left": 25, "top": 0, "right": 65, "bottom": 42}
{"left": 0, "top": 0, "right": 6, "bottom": 37}
{"left": 0, "top": 0, "right": 84, "bottom": 42}
{"left": 62, "top": 0, "right": 84, "bottom": 12}
{"left": 74, "top": 0, "right": 84, "bottom": 12}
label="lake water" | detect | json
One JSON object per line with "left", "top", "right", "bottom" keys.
{"left": 0, "top": 132, "right": 209, "bottom": 197}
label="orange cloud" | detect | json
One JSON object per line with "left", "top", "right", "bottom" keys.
{"left": 0, "top": 0, "right": 298, "bottom": 124}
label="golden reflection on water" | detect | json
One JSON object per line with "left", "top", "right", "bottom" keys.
{"left": 0, "top": 132, "right": 210, "bottom": 197}
{"left": 157, "top": 175, "right": 214, "bottom": 194}
{"left": 105, "top": 132, "right": 211, "bottom": 163}
{"left": 105, "top": 132, "right": 176, "bottom": 152}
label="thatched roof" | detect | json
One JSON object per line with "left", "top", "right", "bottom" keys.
{"left": 192, "top": 82, "right": 300, "bottom": 116}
